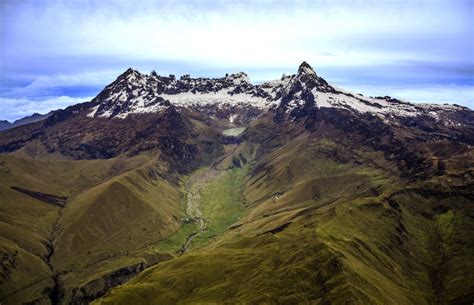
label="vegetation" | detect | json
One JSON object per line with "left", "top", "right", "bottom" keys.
{"left": 0, "top": 153, "right": 184, "bottom": 304}
{"left": 1, "top": 109, "right": 473, "bottom": 304}
{"left": 94, "top": 131, "right": 474, "bottom": 305}
{"left": 190, "top": 167, "right": 247, "bottom": 248}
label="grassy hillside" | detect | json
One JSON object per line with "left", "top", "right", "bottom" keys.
{"left": 1, "top": 109, "right": 473, "bottom": 304}
{"left": 0, "top": 153, "right": 186, "bottom": 304}
{"left": 0, "top": 111, "right": 228, "bottom": 304}
{"left": 94, "top": 130, "right": 474, "bottom": 305}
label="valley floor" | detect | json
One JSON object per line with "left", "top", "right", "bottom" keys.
{"left": 155, "top": 145, "right": 248, "bottom": 257}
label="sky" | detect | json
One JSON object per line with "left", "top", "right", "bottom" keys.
{"left": 1, "top": 0, "right": 473, "bottom": 121}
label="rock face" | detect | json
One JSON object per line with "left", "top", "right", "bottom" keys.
{"left": 70, "top": 254, "right": 173, "bottom": 305}
{"left": 84, "top": 62, "right": 470, "bottom": 127}
{"left": 87, "top": 68, "right": 271, "bottom": 121}
{"left": 0, "top": 62, "right": 472, "bottom": 168}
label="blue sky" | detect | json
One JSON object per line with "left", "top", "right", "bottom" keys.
{"left": 1, "top": 0, "right": 473, "bottom": 121}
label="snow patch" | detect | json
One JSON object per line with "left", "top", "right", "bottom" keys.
{"left": 87, "top": 67, "right": 468, "bottom": 122}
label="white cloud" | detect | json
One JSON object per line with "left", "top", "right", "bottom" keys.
{"left": 2, "top": 71, "right": 117, "bottom": 98}
{"left": 3, "top": 0, "right": 472, "bottom": 69}
{"left": 0, "top": 96, "right": 93, "bottom": 122}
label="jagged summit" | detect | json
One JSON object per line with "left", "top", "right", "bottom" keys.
{"left": 85, "top": 62, "right": 468, "bottom": 125}
{"left": 297, "top": 61, "right": 316, "bottom": 76}
{"left": 119, "top": 67, "right": 139, "bottom": 78}
{"left": 225, "top": 72, "right": 251, "bottom": 84}
{"left": 123, "top": 67, "right": 135, "bottom": 74}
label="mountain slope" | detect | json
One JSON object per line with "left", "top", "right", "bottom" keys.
{"left": 0, "top": 62, "right": 473, "bottom": 305}
{"left": 0, "top": 107, "right": 226, "bottom": 304}
{"left": 0, "top": 62, "right": 472, "bottom": 159}
{"left": 94, "top": 124, "right": 474, "bottom": 305}
{"left": 0, "top": 112, "right": 53, "bottom": 132}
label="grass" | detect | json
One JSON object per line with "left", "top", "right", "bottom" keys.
{"left": 154, "top": 164, "right": 249, "bottom": 255}
{"left": 0, "top": 152, "right": 184, "bottom": 304}
{"left": 190, "top": 167, "right": 247, "bottom": 248}
{"left": 93, "top": 224, "right": 352, "bottom": 305}
{"left": 3, "top": 120, "right": 474, "bottom": 305}
{"left": 94, "top": 133, "right": 474, "bottom": 305}
{"left": 154, "top": 222, "right": 199, "bottom": 253}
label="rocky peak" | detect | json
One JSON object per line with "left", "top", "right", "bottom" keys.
{"left": 108, "top": 68, "right": 148, "bottom": 93}
{"left": 297, "top": 61, "right": 316, "bottom": 76}
{"left": 226, "top": 72, "right": 251, "bottom": 85}
{"left": 293, "top": 61, "right": 333, "bottom": 92}
{"left": 85, "top": 63, "right": 470, "bottom": 125}
{"left": 118, "top": 68, "right": 140, "bottom": 80}
{"left": 276, "top": 62, "right": 333, "bottom": 104}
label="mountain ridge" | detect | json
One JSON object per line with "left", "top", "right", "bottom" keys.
{"left": 85, "top": 62, "right": 470, "bottom": 127}
{"left": 0, "top": 112, "right": 53, "bottom": 132}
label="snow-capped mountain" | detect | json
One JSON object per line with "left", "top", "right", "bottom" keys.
{"left": 87, "top": 62, "right": 468, "bottom": 126}
{"left": 87, "top": 68, "right": 271, "bottom": 119}
{"left": 1, "top": 62, "right": 473, "bottom": 305}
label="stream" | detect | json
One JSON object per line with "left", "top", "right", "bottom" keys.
{"left": 177, "top": 168, "right": 219, "bottom": 255}
{"left": 177, "top": 129, "right": 245, "bottom": 256}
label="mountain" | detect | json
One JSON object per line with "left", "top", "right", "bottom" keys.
{"left": 0, "top": 121, "right": 10, "bottom": 131}
{"left": 86, "top": 62, "right": 469, "bottom": 125}
{"left": 0, "top": 112, "right": 53, "bottom": 132}
{"left": 0, "top": 62, "right": 473, "bottom": 305}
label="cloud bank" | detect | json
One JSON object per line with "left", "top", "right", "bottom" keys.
{"left": 0, "top": 96, "right": 93, "bottom": 122}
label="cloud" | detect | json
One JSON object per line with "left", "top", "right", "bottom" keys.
{"left": 1, "top": 71, "right": 117, "bottom": 99}
{"left": 0, "top": 96, "right": 93, "bottom": 122}
{"left": 2, "top": 0, "right": 472, "bottom": 70}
